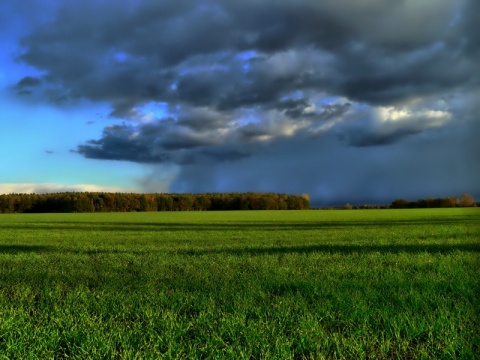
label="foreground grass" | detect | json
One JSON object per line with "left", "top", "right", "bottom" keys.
{"left": 0, "top": 209, "right": 478, "bottom": 359}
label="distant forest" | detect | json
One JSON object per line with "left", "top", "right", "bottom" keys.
{"left": 0, "top": 192, "right": 310, "bottom": 213}
{"left": 390, "top": 194, "right": 477, "bottom": 208}
{"left": 339, "top": 193, "right": 477, "bottom": 210}
{"left": 0, "top": 192, "right": 477, "bottom": 213}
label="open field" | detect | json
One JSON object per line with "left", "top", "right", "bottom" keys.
{"left": 0, "top": 209, "right": 479, "bottom": 359}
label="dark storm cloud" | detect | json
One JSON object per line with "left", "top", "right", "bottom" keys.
{"left": 15, "top": 76, "right": 41, "bottom": 89}
{"left": 237, "top": 123, "right": 272, "bottom": 141}
{"left": 344, "top": 127, "right": 429, "bottom": 148}
{"left": 332, "top": 107, "right": 453, "bottom": 147}
{"left": 175, "top": 107, "right": 233, "bottom": 132}
{"left": 76, "top": 110, "right": 253, "bottom": 165}
{"left": 18, "top": 0, "right": 478, "bottom": 114}
{"left": 77, "top": 124, "right": 169, "bottom": 163}
{"left": 171, "top": 119, "right": 480, "bottom": 206}
{"left": 319, "top": 103, "right": 351, "bottom": 121}
{"left": 17, "top": 90, "right": 32, "bottom": 96}
{"left": 273, "top": 100, "right": 351, "bottom": 121}
{"left": 462, "top": 0, "right": 480, "bottom": 59}
{"left": 14, "top": 76, "right": 41, "bottom": 96}
{"left": 11, "top": 0, "right": 480, "bottom": 203}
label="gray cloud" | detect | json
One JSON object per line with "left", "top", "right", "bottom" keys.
{"left": 10, "top": 0, "right": 480, "bottom": 203}
{"left": 16, "top": 76, "right": 41, "bottom": 89}
{"left": 77, "top": 124, "right": 170, "bottom": 163}
{"left": 333, "top": 106, "right": 453, "bottom": 147}
{"left": 17, "top": 90, "right": 32, "bottom": 96}
{"left": 175, "top": 106, "right": 234, "bottom": 132}
{"left": 17, "top": 0, "right": 477, "bottom": 113}
{"left": 171, "top": 119, "right": 480, "bottom": 206}
{"left": 14, "top": 76, "right": 42, "bottom": 96}
{"left": 76, "top": 108, "right": 254, "bottom": 165}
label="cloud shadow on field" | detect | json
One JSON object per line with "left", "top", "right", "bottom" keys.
{"left": 0, "top": 243, "right": 478, "bottom": 257}
{"left": 0, "top": 245, "right": 51, "bottom": 254}
{"left": 178, "top": 243, "right": 480, "bottom": 256}
{"left": 0, "top": 216, "right": 477, "bottom": 233}
{"left": 0, "top": 245, "right": 149, "bottom": 255}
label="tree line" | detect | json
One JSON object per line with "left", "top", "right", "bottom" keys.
{"left": 318, "top": 194, "right": 477, "bottom": 210}
{"left": 390, "top": 194, "right": 477, "bottom": 209}
{"left": 0, "top": 192, "right": 310, "bottom": 213}
{"left": 0, "top": 192, "right": 475, "bottom": 213}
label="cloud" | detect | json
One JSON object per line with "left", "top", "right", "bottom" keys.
{"left": 15, "top": 76, "right": 41, "bottom": 89}
{"left": 335, "top": 106, "right": 452, "bottom": 147}
{"left": 14, "top": 76, "right": 42, "bottom": 96}
{"left": 0, "top": 183, "right": 134, "bottom": 195}
{"left": 77, "top": 115, "right": 253, "bottom": 165}
{"left": 17, "top": 90, "right": 33, "bottom": 96}
{"left": 171, "top": 118, "right": 480, "bottom": 206}
{"left": 16, "top": 0, "right": 477, "bottom": 114}
{"left": 7, "top": 0, "right": 479, "bottom": 204}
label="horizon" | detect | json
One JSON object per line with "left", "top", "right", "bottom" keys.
{"left": 0, "top": 190, "right": 477, "bottom": 209}
{"left": 1, "top": 1, "right": 479, "bottom": 206}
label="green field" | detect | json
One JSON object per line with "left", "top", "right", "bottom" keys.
{"left": 0, "top": 209, "right": 479, "bottom": 359}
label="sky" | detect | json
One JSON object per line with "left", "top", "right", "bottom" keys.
{"left": 1, "top": 0, "right": 479, "bottom": 206}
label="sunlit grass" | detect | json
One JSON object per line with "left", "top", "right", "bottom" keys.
{"left": 0, "top": 209, "right": 479, "bottom": 358}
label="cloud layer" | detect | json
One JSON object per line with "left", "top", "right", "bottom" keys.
{"left": 11, "top": 0, "right": 480, "bottom": 204}
{"left": 0, "top": 183, "right": 134, "bottom": 195}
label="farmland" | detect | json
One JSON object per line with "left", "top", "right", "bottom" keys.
{"left": 0, "top": 209, "right": 479, "bottom": 359}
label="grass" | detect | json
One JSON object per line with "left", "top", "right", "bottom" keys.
{"left": 0, "top": 209, "right": 479, "bottom": 359}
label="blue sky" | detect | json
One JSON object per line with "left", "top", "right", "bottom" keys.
{"left": 0, "top": 83, "right": 148, "bottom": 193}
{"left": 1, "top": 0, "right": 479, "bottom": 205}
{"left": 0, "top": 5, "right": 160, "bottom": 194}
